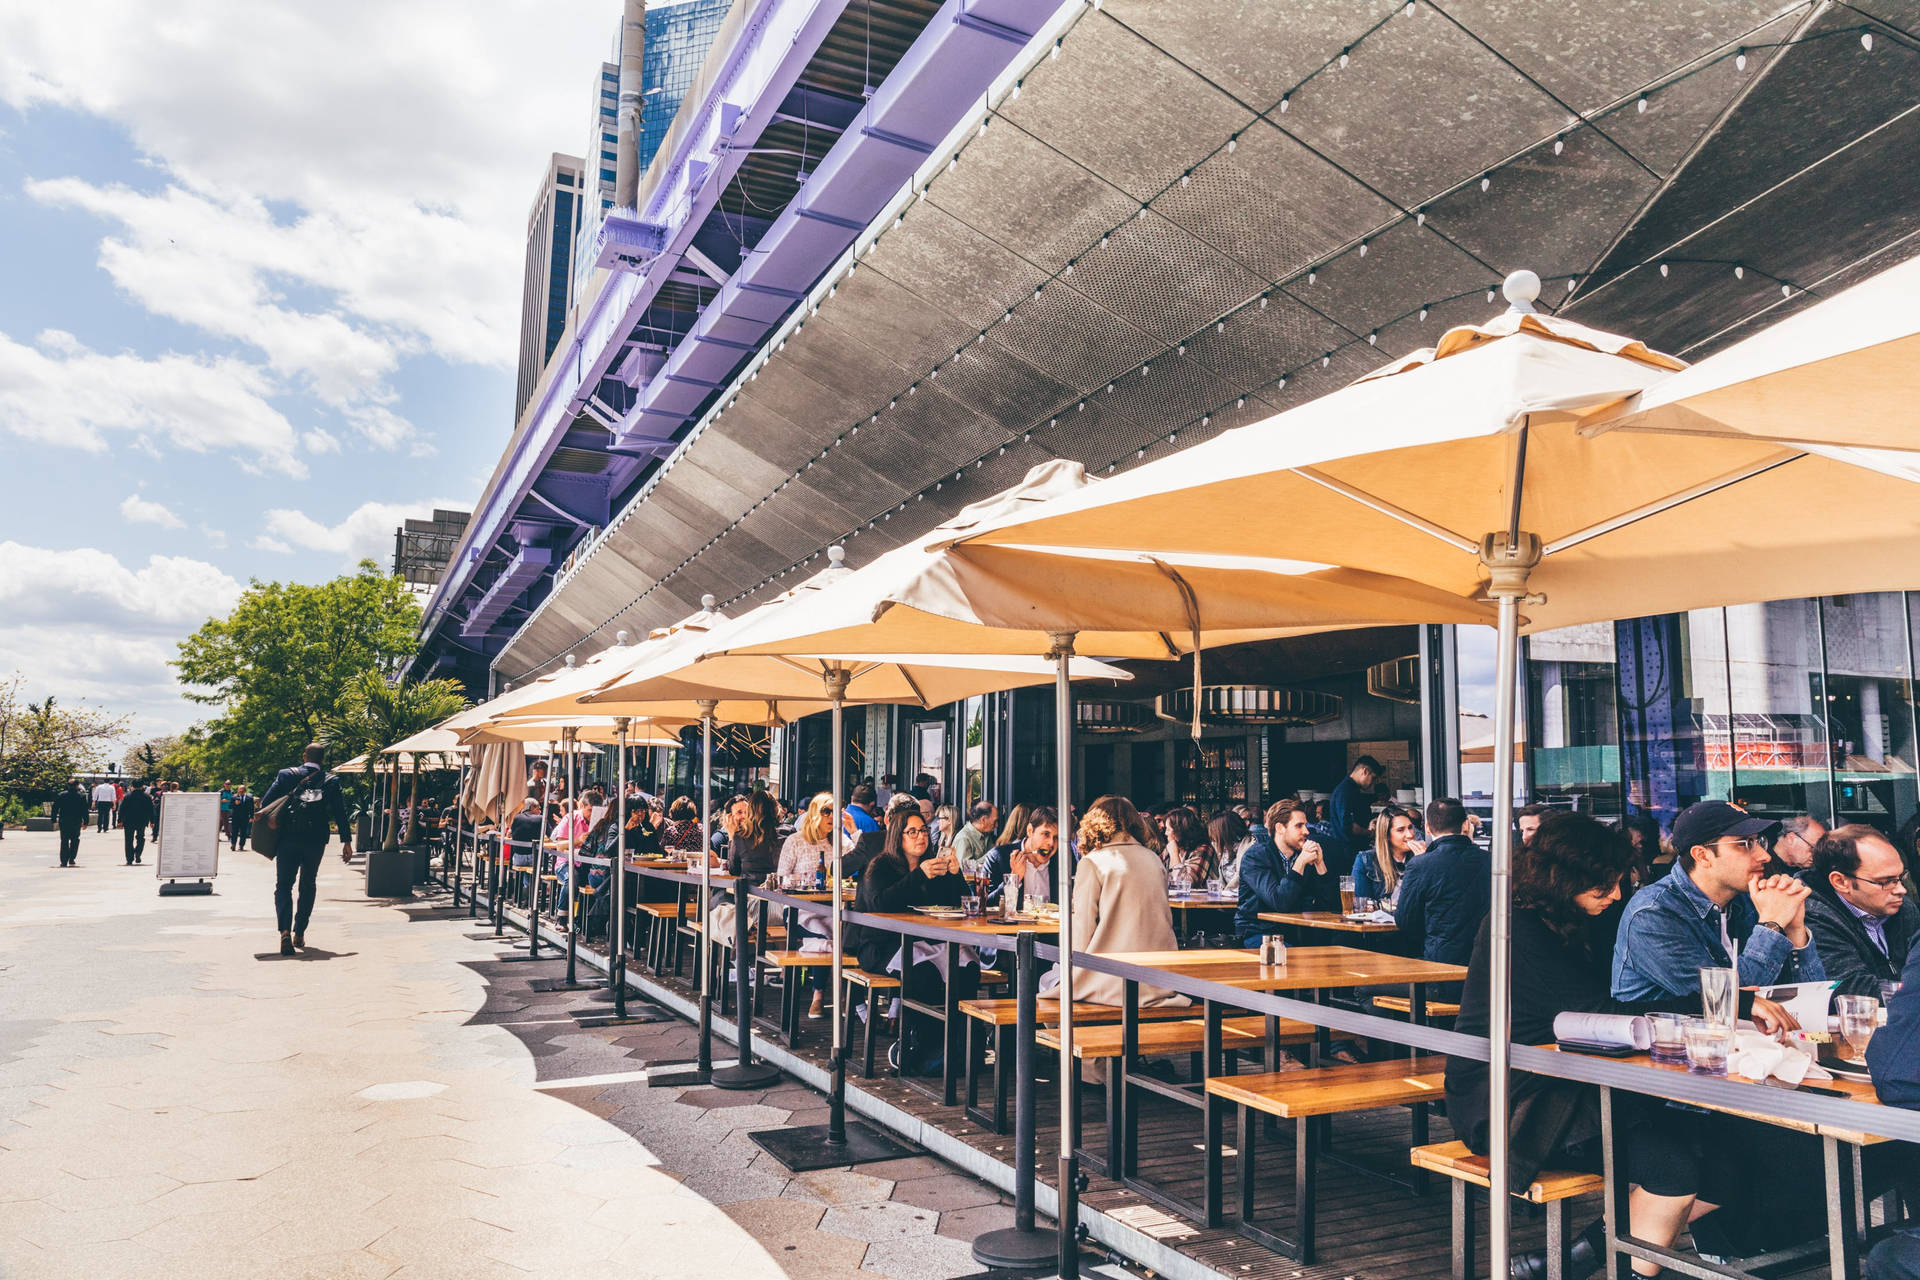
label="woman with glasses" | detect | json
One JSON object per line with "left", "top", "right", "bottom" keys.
{"left": 847, "top": 808, "right": 977, "bottom": 1075}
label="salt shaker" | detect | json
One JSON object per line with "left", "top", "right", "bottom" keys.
{"left": 1259, "top": 934, "right": 1286, "bottom": 966}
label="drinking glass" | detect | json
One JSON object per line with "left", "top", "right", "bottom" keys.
{"left": 1206, "top": 877, "right": 1224, "bottom": 900}
{"left": 1698, "top": 966, "right": 1738, "bottom": 1029}
{"left": 961, "top": 895, "right": 982, "bottom": 918}
{"left": 1684, "top": 1022, "right": 1732, "bottom": 1075}
{"left": 1171, "top": 868, "right": 1192, "bottom": 897}
{"left": 1354, "top": 895, "right": 1375, "bottom": 915}
{"left": 1339, "top": 876, "right": 1356, "bottom": 915}
{"left": 1647, "top": 1012, "right": 1690, "bottom": 1064}
{"left": 1881, "top": 980, "right": 1904, "bottom": 1008}
{"left": 1838, "top": 994, "right": 1880, "bottom": 1060}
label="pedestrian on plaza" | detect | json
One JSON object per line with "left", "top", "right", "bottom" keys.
{"left": 52, "top": 780, "right": 90, "bottom": 866}
{"left": 258, "top": 744, "right": 352, "bottom": 956}
{"left": 118, "top": 783, "right": 155, "bottom": 865}
{"left": 228, "top": 783, "right": 255, "bottom": 851}
{"left": 91, "top": 777, "right": 117, "bottom": 832}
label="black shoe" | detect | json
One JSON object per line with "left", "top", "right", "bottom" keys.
{"left": 293, "top": 932, "right": 305, "bottom": 950}
{"left": 280, "top": 933, "right": 295, "bottom": 957}
{"left": 1511, "top": 1218, "right": 1605, "bottom": 1280}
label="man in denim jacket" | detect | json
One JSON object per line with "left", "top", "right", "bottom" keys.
{"left": 1613, "top": 800, "right": 1824, "bottom": 1001}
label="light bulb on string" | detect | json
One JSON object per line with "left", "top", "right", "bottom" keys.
{"left": 1276, "top": 376, "right": 1287, "bottom": 390}
{"left": 1227, "top": 134, "right": 1238, "bottom": 153}
{"left": 1236, "top": 397, "right": 1245, "bottom": 408}
{"left": 1011, "top": 80, "right": 1021, "bottom": 100}
{"left": 1358, "top": 240, "right": 1368, "bottom": 258}
{"left": 1259, "top": 294, "right": 1270, "bottom": 307}
{"left": 1862, "top": 29, "right": 1874, "bottom": 51}
{"left": 1307, "top": 269, "right": 1317, "bottom": 284}
{"left": 1553, "top": 135, "right": 1564, "bottom": 155}
{"left": 1280, "top": 94, "right": 1289, "bottom": 113}
{"left": 1415, "top": 209, "right": 1426, "bottom": 228}
{"left": 1480, "top": 173, "right": 1492, "bottom": 192}
{"left": 1637, "top": 93, "right": 1648, "bottom": 114}
{"left": 1100, "top": 234, "right": 1110, "bottom": 249}
{"left": 1487, "top": 286, "right": 1496, "bottom": 302}
{"left": 1418, "top": 305, "right": 1429, "bottom": 321}
{"left": 1733, "top": 264, "right": 1745, "bottom": 280}
{"left": 1367, "top": 330, "right": 1378, "bottom": 345}
{"left": 1180, "top": 171, "right": 1191, "bottom": 188}
{"left": 1565, "top": 277, "right": 1577, "bottom": 293}
{"left": 1659, "top": 263, "right": 1669, "bottom": 277}
{"left": 1064, "top": 260, "right": 1075, "bottom": 276}
{"left": 1338, "top": 47, "right": 1350, "bottom": 68}
{"left": 1051, "top": 39, "right": 1060, "bottom": 60}
{"left": 1781, "top": 283, "right": 1792, "bottom": 297}
{"left": 1320, "top": 352, "right": 1331, "bottom": 367}
{"left": 1735, "top": 48, "right": 1748, "bottom": 71}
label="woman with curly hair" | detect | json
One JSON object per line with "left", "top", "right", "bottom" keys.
{"left": 1160, "top": 805, "right": 1216, "bottom": 885}
{"left": 1054, "top": 795, "right": 1185, "bottom": 1010}
{"left": 1447, "top": 812, "right": 1799, "bottom": 1279}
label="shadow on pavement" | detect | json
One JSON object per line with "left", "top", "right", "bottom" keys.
{"left": 251, "top": 948, "right": 360, "bottom": 962}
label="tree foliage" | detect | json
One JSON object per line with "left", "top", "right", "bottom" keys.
{"left": 173, "top": 562, "right": 422, "bottom": 788}
{"left": 322, "top": 671, "right": 468, "bottom": 848}
{"left": 0, "top": 677, "right": 131, "bottom": 804}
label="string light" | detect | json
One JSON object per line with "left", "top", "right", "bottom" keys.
{"left": 1480, "top": 173, "right": 1492, "bottom": 192}
{"left": 1338, "top": 47, "right": 1350, "bottom": 69}
{"left": 1553, "top": 135, "right": 1564, "bottom": 155}
{"left": 1735, "top": 48, "right": 1747, "bottom": 71}
{"left": 1862, "top": 29, "right": 1875, "bottom": 51}
{"left": 1636, "top": 93, "right": 1649, "bottom": 114}
{"left": 1357, "top": 239, "right": 1368, "bottom": 258}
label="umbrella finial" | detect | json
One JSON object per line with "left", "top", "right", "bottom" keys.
{"left": 701, "top": 593, "right": 717, "bottom": 611}
{"left": 1502, "top": 269, "right": 1541, "bottom": 314}
{"left": 564, "top": 654, "right": 576, "bottom": 668}
{"left": 828, "top": 544, "right": 846, "bottom": 566}
{"left": 615, "top": 629, "right": 629, "bottom": 646}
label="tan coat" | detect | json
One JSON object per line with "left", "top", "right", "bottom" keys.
{"left": 1063, "top": 838, "right": 1190, "bottom": 1009}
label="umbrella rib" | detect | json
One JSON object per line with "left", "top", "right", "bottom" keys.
{"left": 1541, "top": 450, "right": 1807, "bottom": 557}
{"left": 1290, "top": 467, "right": 1479, "bottom": 552}
{"left": 896, "top": 665, "right": 930, "bottom": 709}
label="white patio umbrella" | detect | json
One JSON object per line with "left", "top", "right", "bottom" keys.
{"left": 576, "top": 549, "right": 1130, "bottom": 1108}
{"left": 916, "top": 269, "right": 1920, "bottom": 1271}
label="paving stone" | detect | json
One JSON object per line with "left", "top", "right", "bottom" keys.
{"left": 818, "top": 1199, "right": 941, "bottom": 1243}
{"left": 789, "top": 1168, "right": 897, "bottom": 1207}
{"left": 860, "top": 1232, "right": 988, "bottom": 1280}
{"left": 932, "top": 1201, "right": 1017, "bottom": 1241}
{"left": 884, "top": 1172, "right": 1001, "bottom": 1213}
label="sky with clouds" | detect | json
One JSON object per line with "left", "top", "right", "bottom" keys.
{"left": 0, "top": 0, "right": 619, "bottom": 746}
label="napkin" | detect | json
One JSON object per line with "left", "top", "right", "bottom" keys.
{"left": 1728, "top": 1030, "right": 1820, "bottom": 1084}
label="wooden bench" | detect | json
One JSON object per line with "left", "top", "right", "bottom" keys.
{"left": 1372, "top": 994, "right": 1462, "bottom": 1019}
{"left": 842, "top": 969, "right": 903, "bottom": 1077}
{"left": 1412, "top": 1141, "right": 1604, "bottom": 1280}
{"left": 960, "top": 998, "right": 1194, "bottom": 1134}
{"left": 754, "top": 950, "right": 846, "bottom": 1046}
{"left": 1203, "top": 1056, "right": 1448, "bottom": 1262}
{"left": 632, "top": 901, "right": 686, "bottom": 973}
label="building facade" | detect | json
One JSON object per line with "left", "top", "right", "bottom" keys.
{"left": 513, "top": 154, "right": 585, "bottom": 425}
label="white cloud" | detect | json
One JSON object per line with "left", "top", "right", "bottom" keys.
{"left": 250, "top": 535, "right": 294, "bottom": 555}
{"left": 199, "top": 524, "right": 228, "bottom": 548}
{"left": 305, "top": 428, "right": 342, "bottom": 455}
{"left": 0, "top": 329, "right": 305, "bottom": 473}
{"left": 1, "top": 0, "right": 612, "bottom": 400}
{"left": 0, "top": 542, "right": 244, "bottom": 631}
{"left": 119, "top": 493, "right": 184, "bottom": 529}
{"left": 258, "top": 498, "right": 458, "bottom": 565}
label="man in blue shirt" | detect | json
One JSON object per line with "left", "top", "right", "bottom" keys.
{"left": 1612, "top": 800, "right": 1823, "bottom": 1001}
{"left": 1325, "top": 755, "right": 1381, "bottom": 868}
{"left": 1235, "top": 798, "right": 1335, "bottom": 944}
{"left": 1393, "top": 797, "right": 1490, "bottom": 967}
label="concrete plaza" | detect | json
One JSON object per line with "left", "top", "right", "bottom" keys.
{"left": 0, "top": 828, "right": 1024, "bottom": 1279}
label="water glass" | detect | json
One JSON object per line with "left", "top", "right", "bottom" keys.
{"left": 961, "top": 895, "right": 982, "bottom": 918}
{"left": 1171, "top": 868, "right": 1192, "bottom": 897}
{"left": 1206, "top": 877, "right": 1224, "bottom": 900}
{"left": 1647, "top": 1012, "right": 1690, "bottom": 1064}
{"left": 1684, "top": 1022, "right": 1732, "bottom": 1075}
{"left": 1881, "top": 980, "right": 1904, "bottom": 1008}
{"left": 1354, "top": 895, "right": 1376, "bottom": 915}
{"left": 1838, "top": 994, "right": 1880, "bottom": 1060}
{"left": 1698, "top": 966, "right": 1738, "bottom": 1029}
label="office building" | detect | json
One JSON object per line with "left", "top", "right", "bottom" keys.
{"left": 513, "top": 153, "right": 585, "bottom": 425}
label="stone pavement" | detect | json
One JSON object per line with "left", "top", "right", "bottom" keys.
{"left": 0, "top": 827, "right": 1026, "bottom": 1280}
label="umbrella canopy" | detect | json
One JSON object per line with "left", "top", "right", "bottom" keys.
{"left": 580, "top": 546, "right": 1134, "bottom": 711}
{"left": 334, "top": 753, "right": 371, "bottom": 775}
{"left": 943, "top": 272, "right": 1920, "bottom": 630}
{"left": 461, "top": 741, "right": 527, "bottom": 826}
{"left": 380, "top": 726, "right": 468, "bottom": 755}
{"left": 712, "top": 461, "right": 1494, "bottom": 661}
{"left": 1604, "top": 253, "right": 1920, "bottom": 451}
{"left": 457, "top": 716, "right": 685, "bottom": 748}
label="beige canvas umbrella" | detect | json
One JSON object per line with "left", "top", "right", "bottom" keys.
{"left": 380, "top": 726, "right": 468, "bottom": 755}
{"left": 461, "top": 741, "right": 527, "bottom": 826}
{"left": 1601, "top": 253, "right": 1920, "bottom": 451}
{"left": 334, "top": 753, "right": 371, "bottom": 775}
{"left": 456, "top": 716, "right": 685, "bottom": 748}
{"left": 917, "top": 269, "right": 1920, "bottom": 1271}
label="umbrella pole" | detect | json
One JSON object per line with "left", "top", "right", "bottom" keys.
{"left": 503, "top": 743, "right": 555, "bottom": 962}
{"left": 613, "top": 721, "right": 629, "bottom": 1019}
{"left": 452, "top": 760, "right": 466, "bottom": 906}
{"left": 1481, "top": 529, "right": 1539, "bottom": 1280}
{"left": 1050, "top": 632, "right": 1081, "bottom": 1278}
{"left": 545, "top": 730, "right": 595, "bottom": 991}
{"left": 745, "top": 671, "right": 911, "bottom": 1168}
{"left": 653, "top": 704, "right": 720, "bottom": 1087}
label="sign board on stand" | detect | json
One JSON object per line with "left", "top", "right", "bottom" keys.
{"left": 156, "top": 791, "right": 220, "bottom": 895}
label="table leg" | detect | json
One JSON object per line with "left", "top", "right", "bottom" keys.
{"left": 1118, "top": 979, "right": 1138, "bottom": 1179}
{"left": 1826, "top": 1135, "right": 1862, "bottom": 1279}
{"left": 1410, "top": 982, "right": 1429, "bottom": 1195}
{"left": 942, "top": 939, "right": 961, "bottom": 1106}
{"left": 1600, "top": 1087, "right": 1632, "bottom": 1279}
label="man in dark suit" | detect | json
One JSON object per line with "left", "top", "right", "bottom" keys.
{"left": 258, "top": 744, "right": 352, "bottom": 955}
{"left": 51, "top": 780, "right": 89, "bottom": 866}
{"left": 1805, "top": 824, "right": 1915, "bottom": 999}
{"left": 118, "top": 784, "right": 155, "bottom": 864}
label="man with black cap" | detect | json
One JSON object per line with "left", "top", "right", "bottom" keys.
{"left": 1612, "top": 800, "right": 1824, "bottom": 1001}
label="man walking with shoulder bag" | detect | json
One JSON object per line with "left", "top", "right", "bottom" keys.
{"left": 258, "top": 744, "right": 352, "bottom": 956}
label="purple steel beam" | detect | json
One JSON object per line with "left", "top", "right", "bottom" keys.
{"left": 417, "top": 0, "right": 855, "bottom": 649}
{"left": 614, "top": 0, "right": 1055, "bottom": 446}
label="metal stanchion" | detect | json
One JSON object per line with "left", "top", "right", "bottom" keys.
{"left": 650, "top": 705, "right": 721, "bottom": 1087}
{"left": 972, "top": 931, "right": 1052, "bottom": 1267}
{"left": 537, "top": 730, "right": 596, "bottom": 992}
{"left": 749, "top": 670, "right": 910, "bottom": 1165}
{"left": 1050, "top": 633, "right": 1083, "bottom": 1279}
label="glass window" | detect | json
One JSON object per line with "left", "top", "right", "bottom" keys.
{"left": 1616, "top": 609, "right": 1733, "bottom": 832}
{"left": 1456, "top": 625, "right": 1525, "bottom": 818}
{"left": 1525, "top": 622, "right": 1621, "bottom": 818}
{"left": 1824, "top": 593, "right": 1918, "bottom": 836}
{"left": 1722, "top": 599, "right": 1830, "bottom": 824}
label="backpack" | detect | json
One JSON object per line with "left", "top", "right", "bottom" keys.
{"left": 281, "top": 765, "right": 334, "bottom": 838}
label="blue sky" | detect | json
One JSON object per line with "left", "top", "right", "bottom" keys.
{"left": 0, "top": 1, "right": 619, "bottom": 744}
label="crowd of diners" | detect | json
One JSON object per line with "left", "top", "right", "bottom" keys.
{"left": 456, "top": 754, "right": 1920, "bottom": 1279}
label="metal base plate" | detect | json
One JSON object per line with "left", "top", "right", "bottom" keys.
{"left": 710, "top": 1060, "right": 783, "bottom": 1090}
{"left": 646, "top": 1061, "right": 726, "bottom": 1088}
{"left": 969, "top": 1226, "right": 1059, "bottom": 1271}
{"left": 527, "top": 978, "right": 599, "bottom": 993}
{"left": 747, "top": 1121, "right": 915, "bottom": 1172}
{"left": 158, "top": 881, "right": 214, "bottom": 896}
{"left": 491, "top": 952, "right": 552, "bottom": 963}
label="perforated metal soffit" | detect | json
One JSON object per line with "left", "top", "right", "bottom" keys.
{"left": 498, "top": 0, "right": 1920, "bottom": 681}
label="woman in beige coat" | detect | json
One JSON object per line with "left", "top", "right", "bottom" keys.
{"left": 1059, "top": 795, "right": 1189, "bottom": 1010}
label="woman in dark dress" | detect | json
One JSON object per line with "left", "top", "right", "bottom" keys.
{"left": 847, "top": 807, "right": 978, "bottom": 1075}
{"left": 1447, "top": 812, "right": 1798, "bottom": 1280}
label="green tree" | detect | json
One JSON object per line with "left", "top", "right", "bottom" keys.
{"left": 0, "top": 677, "right": 130, "bottom": 806}
{"left": 322, "top": 671, "right": 467, "bottom": 848}
{"left": 173, "top": 563, "right": 421, "bottom": 788}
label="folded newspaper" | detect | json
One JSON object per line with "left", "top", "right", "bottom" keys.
{"left": 1552, "top": 1012, "right": 1650, "bottom": 1049}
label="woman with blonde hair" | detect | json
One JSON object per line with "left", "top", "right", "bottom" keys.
{"left": 932, "top": 804, "right": 960, "bottom": 851}
{"left": 1057, "top": 795, "right": 1186, "bottom": 1009}
{"left": 1353, "top": 804, "right": 1422, "bottom": 906}
{"left": 996, "top": 802, "right": 1031, "bottom": 848}
{"left": 778, "top": 791, "right": 835, "bottom": 880}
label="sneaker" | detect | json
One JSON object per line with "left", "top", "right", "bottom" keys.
{"left": 293, "top": 932, "right": 306, "bottom": 950}
{"left": 280, "top": 933, "right": 295, "bottom": 957}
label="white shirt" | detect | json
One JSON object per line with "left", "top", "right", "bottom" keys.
{"left": 92, "top": 783, "right": 117, "bottom": 804}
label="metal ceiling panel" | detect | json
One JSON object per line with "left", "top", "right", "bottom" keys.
{"left": 919, "top": 340, "right": 1077, "bottom": 433}
{"left": 1062, "top": 208, "right": 1270, "bottom": 346}
{"left": 1105, "top": 0, "right": 1407, "bottom": 108}
{"left": 999, "top": 10, "right": 1254, "bottom": 202}
{"left": 928, "top": 117, "right": 1140, "bottom": 268}
{"left": 991, "top": 279, "right": 1165, "bottom": 394}
{"left": 861, "top": 204, "right": 1053, "bottom": 335}
{"left": 1173, "top": 288, "right": 1356, "bottom": 391}
{"left": 1278, "top": 216, "right": 1492, "bottom": 354}
{"left": 1277, "top": 6, "right": 1564, "bottom": 208}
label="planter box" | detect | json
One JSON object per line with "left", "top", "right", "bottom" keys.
{"left": 363, "top": 848, "right": 413, "bottom": 898}
{"left": 408, "top": 845, "right": 431, "bottom": 884}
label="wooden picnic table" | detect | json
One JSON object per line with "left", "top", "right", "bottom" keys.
{"left": 1260, "top": 909, "right": 1398, "bottom": 935}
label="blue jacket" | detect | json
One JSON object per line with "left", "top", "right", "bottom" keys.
{"left": 1867, "top": 941, "right": 1920, "bottom": 1108}
{"left": 1392, "top": 834, "right": 1490, "bottom": 966}
{"left": 1351, "top": 847, "right": 1406, "bottom": 906}
{"left": 1234, "top": 825, "right": 1339, "bottom": 940}
{"left": 1327, "top": 776, "right": 1372, "bottom": 861}
{"left": 1610, "top": 860, "right": 1824, "bottom": 1001}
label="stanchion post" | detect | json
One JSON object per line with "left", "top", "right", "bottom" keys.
{"left": 612, "top": 719, "right": 630, "bottom": 1020}
{"left": 970, "top": 930, "right": 1052, "bottom": 1267}
{"left": 651, "top": 705, "right": 719, "bottom": 1087}
{"left": 564, "top": 730, "right": 580, "bottom": 985}
{"left": 1050, "top": 633, "right": 1081, "bottom": 1279}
